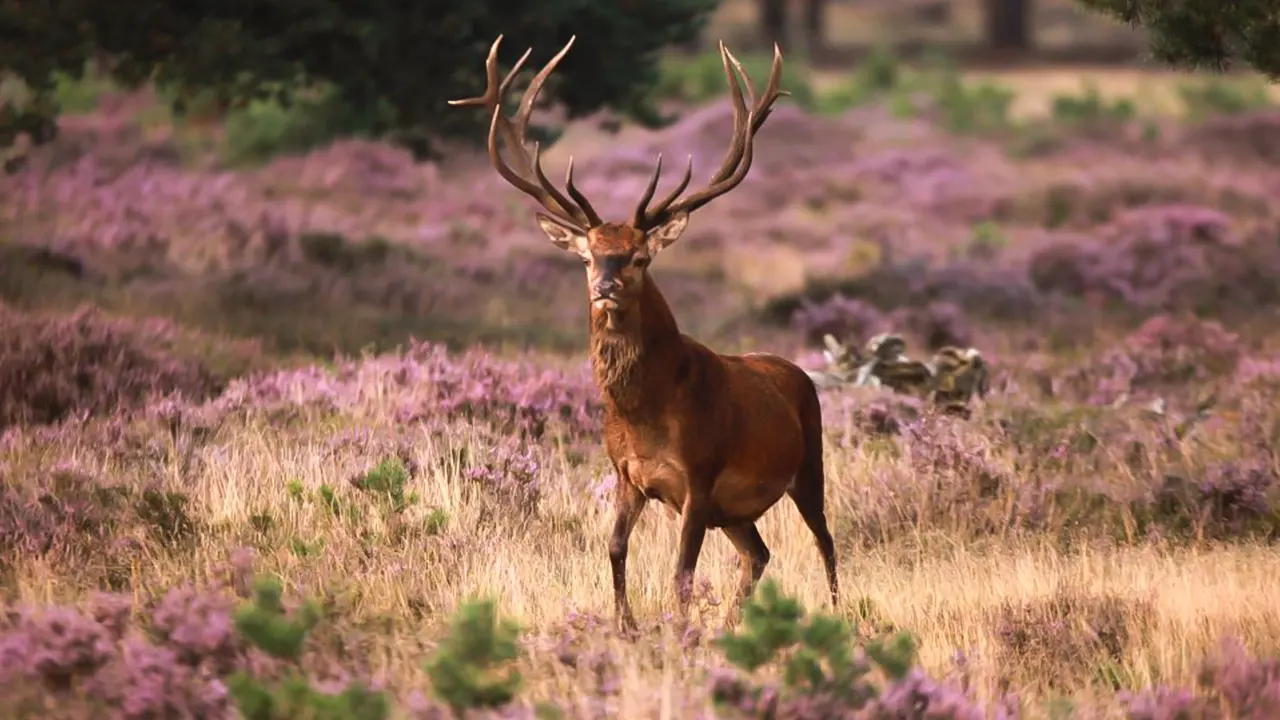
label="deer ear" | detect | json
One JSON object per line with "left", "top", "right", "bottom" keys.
{"left": 646, "top": 211, "right": 689, "bottom": 254}
{"left": 536, "top": 213, "right": 588, "bottom": 255}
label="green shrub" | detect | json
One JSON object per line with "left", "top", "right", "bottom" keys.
{"left": 933, "top": 76, "right": 1015, "bottom": 134}
{"left": 1051, "top": 83, "right": 1136, "bottom": 126}
{"left": 228, "top": 575, "right": 391, "bottom": 720}
{"left": 425, "top": 598, "right": 524, "bottom": 712}
{"left": 1178, "top": 77, "right": 1272, "bottom": 121}
{"left": 712, "top": 579, "right": 924, "bottom": 714}
{"left": 3, "top": 0, "right": 719, "bottom": 159}
{"left": 813, "top": 44, "right": 908, "bottom": 114}
{"left": 221, "top": 85, "right": 393, "bottom": 166}
{"left": 53, "top": 67, "right": 118, "bottom": 114}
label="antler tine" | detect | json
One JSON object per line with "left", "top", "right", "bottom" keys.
{"left": 482, "top": 108, "right": 578, "bottom": 228}
{"left": 532, "top": 142, "right": 588, "bottom": 226}
{"left": 631, "top": 153, "right": 663, "bottom": 227}
{"left": 634, "top": 42, "right": 784, "bottom": 230}
{"left": 637, "top": 42, "right": 782, "bottom": 226}
{"left": 701, "top": 43, "right": 784, "bottom": 187}
{"left": 451, "top": 35, "right": 599, "bottom": 230}
{"left": 691, "top": 43, "right": 749, "bottom": 190}
{"left": 729, "top": 43, "right": 788, "bottom": 134}
{"left": 631, "top": 153, "right": 695, "bottom": 228}
{"left": 448, "top": 37, "right": 533, "bottom": 176}
{"left": 645, "top": 155, "right": 694, "bottom": 221}
{"left": 565, "top": 157, "right": 602, "bottom": 227}
{"left": 515, "top": 37, "right": 575, "bottom": 135}
{"left": 635, "top": 44, "right": 747, "bottom": 230}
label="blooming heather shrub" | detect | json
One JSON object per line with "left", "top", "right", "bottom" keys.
{"left": 841, "top": 415, "right": 1026, "bottom": 542}
{"left": 904, "top": 416, "right": 1010, "bottom": 491}
{"left": 0, "top": 465, "right": 128, "bottom": 570}
{"left": 1121, "top": 637, "right": 1280, "bottom": 719}
{"left": 463, "top": 438, "right": 544, "bottom": 520}
{"left": 847, "top": 146, "right": 1011, "bottom": 222}
{"left": 1121, "top": 314, "right": 1242, "bottom": 383}
{"left": 1153, "top": 462, "right": 1280, "bottom": 541}
{"left": 214, "top": 341, "right": 601, "bottom": 441}
{"left": 0, "top": 304, "right": 257, "bottom": 430}
{"left": 0, "top": 462, "right": 203, "bottom": 585}
{"left": 920, "top": 259, "right": 1043, "bottom": 322}
{"left": 991, "top": 590, "right": 1148, "bottom": 693}
{"left": 1183, "top": 109, "right": 1280, "bottom": 165}
{"left": 790, "top": 294, "right": 887, "bottom": 346}
{"left": 254, "top": 140, "right": 430, "bottom": 200}
{"left": 1063, "top": 314, "right": 1242, "bottom": 405}
{"left": 1028, "top": 205, "right": 1280, "bottom": 313}
{"left": 544, "top": 610, "right": 623, "bottom": 702}
{"left": 818, "top": 389, "right": 928, "bottom": 446}
{"left": 1027, "top": 237, "right": 1096, "bottom": 298}
{"left": 790, "top": 294, "right": 976, "bottom": 351}
{"left": 892, "top": 300, "right": 974, "bottom": 350}
{"left": 147, "top": 585, "right": 241, "bottom": 673}
{"left": 0, "top": 588, "right": 242, "bottom": 719}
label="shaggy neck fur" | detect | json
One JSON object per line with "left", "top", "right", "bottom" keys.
{"left": 588, "top": 273, "right": 681, "bottom": 416}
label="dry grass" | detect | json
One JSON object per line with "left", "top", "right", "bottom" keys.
{"left": 9, "top": 409, "right": 1280, "bottom": 717}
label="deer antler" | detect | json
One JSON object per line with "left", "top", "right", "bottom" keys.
{"left": 631, "top": 42, "right": 788, "bottom": 230}
{"left": 449, "top": 36, "right": 603, "bottom": 232}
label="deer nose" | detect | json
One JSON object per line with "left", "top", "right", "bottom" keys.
{"left": 592, "top": 280, "right": 623, "bottom": 310}
{"left": 592, "top": 279, "right": 621, "bottom": 299}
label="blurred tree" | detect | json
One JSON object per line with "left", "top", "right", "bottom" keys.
{"left": 803, "top": 0, "right": 827, "bottom": 58}
{"left": 758, "top": 0, "right": 790, "bottom": 51}
{"left": 0, "top": 0, "right": 719, "bottom": 160}
{"left": 1075, "top": 0, "right": 1280, "bottom": 79}
{"left": 984, "top": 0, "right": 1034, "bottom": 51}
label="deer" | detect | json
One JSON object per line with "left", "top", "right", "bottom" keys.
{"left": 450, "top": 36, "right": 839, "bottom": 630}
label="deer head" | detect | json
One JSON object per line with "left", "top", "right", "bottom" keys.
{"left": 450, "top": 36, "right": 787, "bottom": 331}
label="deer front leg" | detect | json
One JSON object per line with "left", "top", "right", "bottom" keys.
{"left": 674, "top": 496, "right": 710, "bottom": 620}
{"left": 609, "top": 474, "right": 647, "bottom": 632}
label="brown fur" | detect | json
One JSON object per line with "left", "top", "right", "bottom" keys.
{"left": 451, "top": 37, "right": 831, "bottom": 630}
{"left": 572, "top": 225, "right": 839, "bottom": 631}
{"left": 590, "top": 325, "right": 644, "bottom": 413}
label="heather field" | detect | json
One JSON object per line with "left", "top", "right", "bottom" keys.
{"left": 5, "top": 58, "right": 1280, "bottom": 719}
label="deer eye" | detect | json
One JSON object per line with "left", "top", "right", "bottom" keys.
{"left": 632, "top": 256, "right": 650, "bottom": 269}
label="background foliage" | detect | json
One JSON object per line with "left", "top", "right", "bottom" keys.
{"left": 0, "top": 0, "right": 717, "bottom": 158}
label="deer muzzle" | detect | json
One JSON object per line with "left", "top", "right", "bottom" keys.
{"left": 591, "top": 279, "right": 623, "bottom": 310}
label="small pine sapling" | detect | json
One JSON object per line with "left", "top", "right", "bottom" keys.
{"left": 353, "top": 456, "right": 417, "bottom": 515}
{"left": 712, "top": 579, "right": 924, "bottom": 716}
{"left": 228, "top": 575, "right": 390, "bottom": 720}
{"left": 425, "top": 598, "right": 523, "bottom": 713}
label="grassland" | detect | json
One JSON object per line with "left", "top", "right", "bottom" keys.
{"left": 2, "top": 45, "right": 1280, "bottom": 718}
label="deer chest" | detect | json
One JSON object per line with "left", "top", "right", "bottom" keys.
{"left": 618, "top": 454, "right": 688, "bottom": 515}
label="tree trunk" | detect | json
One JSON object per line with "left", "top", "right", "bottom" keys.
{"left": 758, "top": 0, "right": 789, "bottom": 52}
{"left": 984, "top": 0, "right": 1033, "bottom": 51}
{"left": 803, "top": 0, "right": 826, "bottom": 58}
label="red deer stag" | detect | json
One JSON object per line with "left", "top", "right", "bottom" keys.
{"left": 450, "top": 36, "right": 838, "bottom": 629}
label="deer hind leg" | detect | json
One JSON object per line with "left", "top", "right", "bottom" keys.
{"left": 609, "top": 476, "right": 647, "bottom": 632}
{"left": 721, "top": 522, "right": 770, "bottom": 627}
{"left": 787, "top": 449, "right": 839, "bottom": 610}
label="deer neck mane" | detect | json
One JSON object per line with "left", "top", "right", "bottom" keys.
{"left": 589, "top": 273, "right": 682, "bottom": 416}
